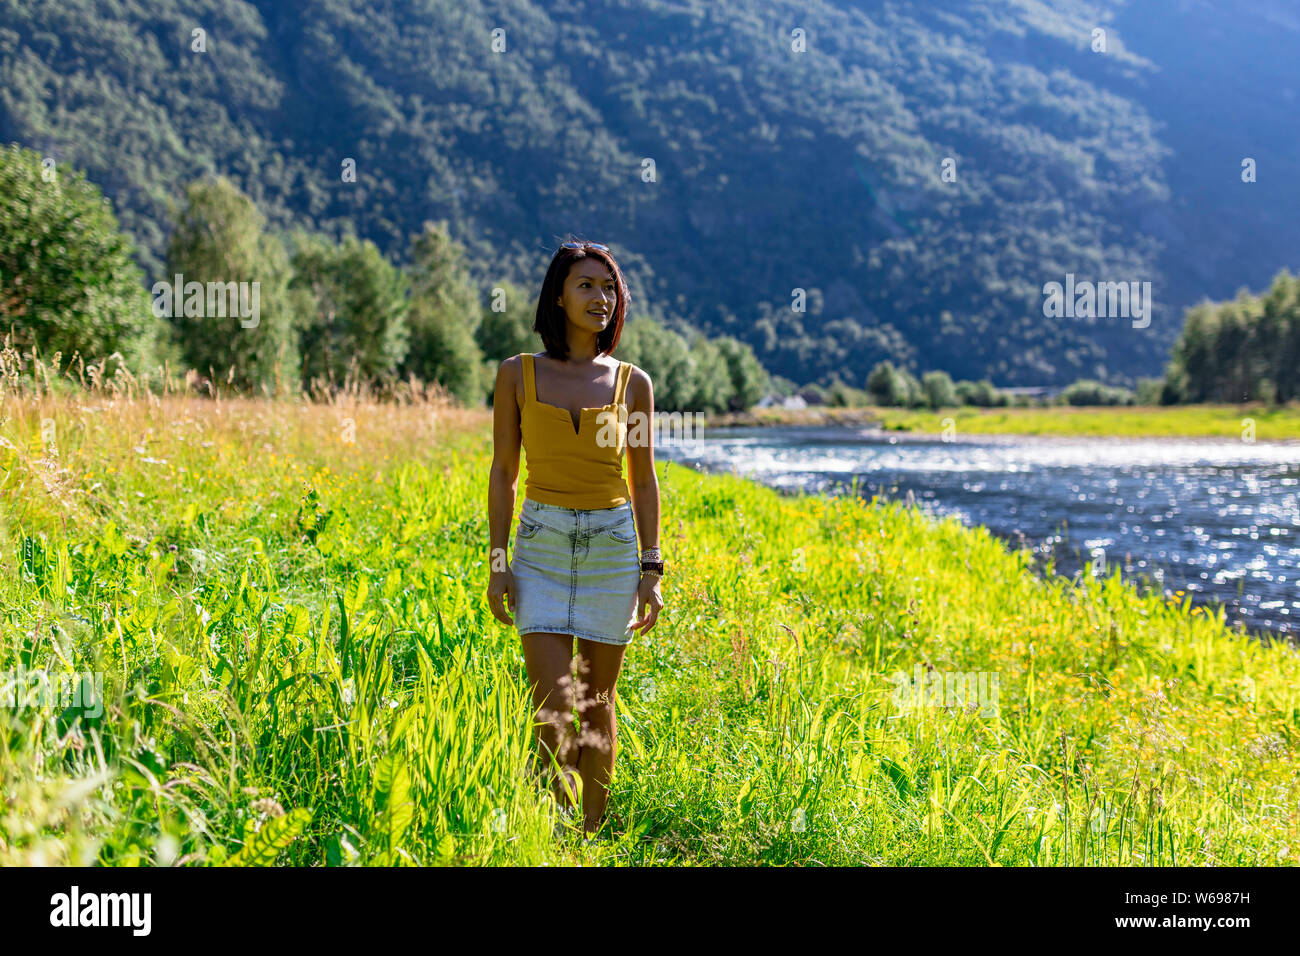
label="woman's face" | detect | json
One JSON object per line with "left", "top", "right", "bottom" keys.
{"left": 555, "top": 258, "right": 617, "bottom": 336}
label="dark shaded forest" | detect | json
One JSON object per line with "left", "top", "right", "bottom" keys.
{"left": 1, "top": 0, "right": 1297, "bottom": 388}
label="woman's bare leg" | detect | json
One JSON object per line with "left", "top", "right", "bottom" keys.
{"left": 520, "top": 632, "right": 581, "bottom": 809}
{"left": 574, "top": 638, "right": 628, "bottom": 834}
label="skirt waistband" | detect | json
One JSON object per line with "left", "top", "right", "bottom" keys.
{"left": 523, "top": 497, "right": 631, "bottom": 515}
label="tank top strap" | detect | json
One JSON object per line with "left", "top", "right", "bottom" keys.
{"left": 521, "top": 353, "right": 536, "bottom": 404}
{"left": 614, "top": 361, "right": 632, "bottom": 405}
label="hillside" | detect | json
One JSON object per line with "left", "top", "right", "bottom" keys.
{"left": 1, "top": 0, "right": 1296, "bottom": 387}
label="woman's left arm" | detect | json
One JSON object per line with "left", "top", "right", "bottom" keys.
{"left": 625, "top": 367, "right": 659, "bottom": 552}
{"left": 625, "top": 367, "right": 663, "bottom": 634}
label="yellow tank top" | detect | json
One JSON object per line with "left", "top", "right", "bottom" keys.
{"left": 519, "top": 352, "right": 632, "bottom": 509}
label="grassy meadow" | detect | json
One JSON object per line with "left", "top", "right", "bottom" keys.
{"left": 712, "top": 402, "right": 1300, "bottom": 440}
{"left": 2, "top": 367, "right": 1298, "bottom": 866}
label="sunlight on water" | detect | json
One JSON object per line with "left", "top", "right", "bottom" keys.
{"left": 660, "top": 426, "right": 1300, "bottom": 637}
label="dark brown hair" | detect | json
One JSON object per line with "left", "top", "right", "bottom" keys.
{"left": 533, "top": 238, "right": 629, "bottom": 360}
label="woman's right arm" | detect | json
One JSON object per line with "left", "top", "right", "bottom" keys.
{"left": 487, "top": 356, "right": 522, "bottom": 625}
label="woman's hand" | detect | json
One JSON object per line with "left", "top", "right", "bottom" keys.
{"left": 488, "top": 568, "right": 516, "bottom": 625}
{"left": 630, "top": 573, "right": 663, "bottom": 635}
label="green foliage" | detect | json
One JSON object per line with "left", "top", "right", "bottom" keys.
{"left": 4, "top": 396, "right": 1298, "bottom": 866}
{"left": 617, "top": 319, "right": 695, "bottom": 411}
{"left": 0, "top": 144, "right": 169, "bottom": 369}
{"left": 955, "top": 379, "right": 1010, "bottom": 407}
{"left": 683, "top": 335, "right": 730, "bottom": 414}
{"left": 1161, "top": 271, "right": 1300, "bottom": 404}
{"left": 7, "top": 0, "right": 1275, "bottom": 389}
{"left": 402, "top": 222, "right": 486, "bottom": 404}
{"left": 866, "top": 362, "right": 907, "bottom": 406}
{"left": 713, "top": 337, "right": 769, "bottom": 410}
{"left": 474, "top": 279, "right": 536, "bottom": 365}
{"left": 288, "top": 231, "right": 411, "bottom": 387}
{"left": 1134, "top": 379, "right": 1163, "bottom": 405}
{"left": 221, "top": 808, "right": 312, "bottom": 867}
{"left": 164, "top": 177, "right": 298, "bottom": 394}
{"left": 1060, "top": 379, "right": 1135, "bottom": 406}
{"left": 921, "top": 370, "right": 958, "bottom": 409}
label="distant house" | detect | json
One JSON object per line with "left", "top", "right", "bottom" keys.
{"left": 755, "top": 393, "right": 808, "bottom": 410}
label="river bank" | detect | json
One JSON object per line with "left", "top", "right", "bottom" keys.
{"left": 705, "top": 402, "right": 1300, "bottom": 440}
{"left": 3, "top": 393, "right": 1296, "bottom": 866}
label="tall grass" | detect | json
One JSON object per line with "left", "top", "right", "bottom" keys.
{"left": 2, "top": 351, "right": 1296, "bottom": 865}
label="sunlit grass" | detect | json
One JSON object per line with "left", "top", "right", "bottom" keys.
{"left": 3, "top": 366, "right": 1297, "bottom": 865}
{"left": 868, "top": 403, "right": 1300, "bottom": 439}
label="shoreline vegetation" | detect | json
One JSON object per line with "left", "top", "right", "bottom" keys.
{"left": 704, "top": 403, "right": 1300, "bottom": 440}
{"left": 2, "top": 386, "right": 1296, "bottom": 866}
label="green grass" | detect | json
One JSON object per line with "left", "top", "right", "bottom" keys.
{"left": 868, "top": 403, "right": 1300, "bottom": 439}
{"left": 2, "top": 386, "right": 1298, "bottom": 866}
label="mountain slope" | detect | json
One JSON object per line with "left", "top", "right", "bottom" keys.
{"left": 1, "top": 0, "right": 1295, "bottom": 387}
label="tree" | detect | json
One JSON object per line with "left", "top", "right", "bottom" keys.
{"left": 921, "top": 370, "right": 957, "bottom": 408}
{"left": 0, "top": 145, "right": 172, "bottom": 370}
{"left": 288, "top": 231, "right": 410, "bottom": 388}
{"left": 685, "top": 334, "right": 732, "bottom": 413}
{"left": 866, "top": 361, "right": 906, "bottom": 406}
{"left": 616, "top": 319, "right": 697, "bottom": 411}
{"left": 1061, "top": 379, "right": 1134, "bottom": 405}
{"left": 956, "top": 379, "right": 1008, "bottom": 407}
{"left": 164, "top": 177, "right": 297, "bottom": 394}
{"left": 1160, "top": 271, "right": 1300, "bottom": 404}
{"left": 714, "top": 336, "right": 769, "bottom": 410}
{"left": 475, "top": 278, "right": 537, "bottom": 364}
{"left": 402, "top": 221, "right": 486, "bottom": 404}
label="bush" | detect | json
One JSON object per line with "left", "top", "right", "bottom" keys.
{"left": 866, "top": 361, "right": 907, "bottom": 406}
{"left": 0, "top": 145, "right": 170, "bottom": 369}
{"left": 1060, "top": 379, "right": 1135, "bottom": 406}
{"left": 955, "top": 379, "right": 1009, "bottom": 406}
{"left": 1135, "top": 377, "right": 1164, "bottom": 405}
{"left": 921, "top": 370, "right": 958, "bottom": 408}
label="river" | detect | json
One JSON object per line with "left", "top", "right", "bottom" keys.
{"left": 655, "top": 425, "right": 1300, "bottom": 640}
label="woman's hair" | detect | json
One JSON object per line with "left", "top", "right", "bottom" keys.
{"left": 533, "top": 238, "right": 629, "bottom": 359}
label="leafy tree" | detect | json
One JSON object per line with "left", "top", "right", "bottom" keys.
{"left": 0, "top": 144, "right": 171, "bottom": 370}
{"left": 921, "top": 370, "right": 958, "bottom": 408}
{"left": 866, "top": 361, "right": 907, "bottom": 406}
{"left": 617, "top": 319, "right": 697, "bottom": 412}
{"left": 714, "top": 336, "right": 769, "bottom": 411}
{"left": 1060, "top": 379, "right": 1134, "bottom": 405}
{"left": 897, "top": 369, "right": 926, "bottom": 407}
{"left": 1134, "top": 378, "right": 1164, "bottom": 405}
{"left": 955, "top": 379, "right": 1009, "bottom": 407}
{"left": 684, "top": 335, "right": 732, "bottom": 413}
{"left": 288, "top": 231, "right": 410, "bottom": 388}
{"left": 402, "top": 221, "right": 485, "bottom": 404}
{"left": 827, "top": 376, "right": 858, "bottom": 407}
{"left": 1161, "top": 271, "right": 1299, "bottom": 404}
{"left": 164, "top": 177, "right": 297, "bottom": 394}
{"left": 475, "top": 278, "right": 537, "bottom": 364}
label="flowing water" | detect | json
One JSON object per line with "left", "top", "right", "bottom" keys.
{"left": 656, "top": 425, "right": 1300, "bottom": 639}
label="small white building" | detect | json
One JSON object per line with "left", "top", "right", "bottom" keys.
{"left": 756, "top": 394, "right": 807, "bottom": 410}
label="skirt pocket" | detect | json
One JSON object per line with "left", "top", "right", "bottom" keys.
{"left": 511, "top": 521, "right": 573, "bottom": 636}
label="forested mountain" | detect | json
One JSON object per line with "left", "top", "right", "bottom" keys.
{"left": 2, "top": 0, "right": 1296, "bottom": 388}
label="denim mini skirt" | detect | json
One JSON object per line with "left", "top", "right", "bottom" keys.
{"left": 510, "top": 498, "right": 641, "bottom": 645}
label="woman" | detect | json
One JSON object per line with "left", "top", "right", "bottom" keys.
{"left": 486, "top": 239, "right": 664, "bottom": 838}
